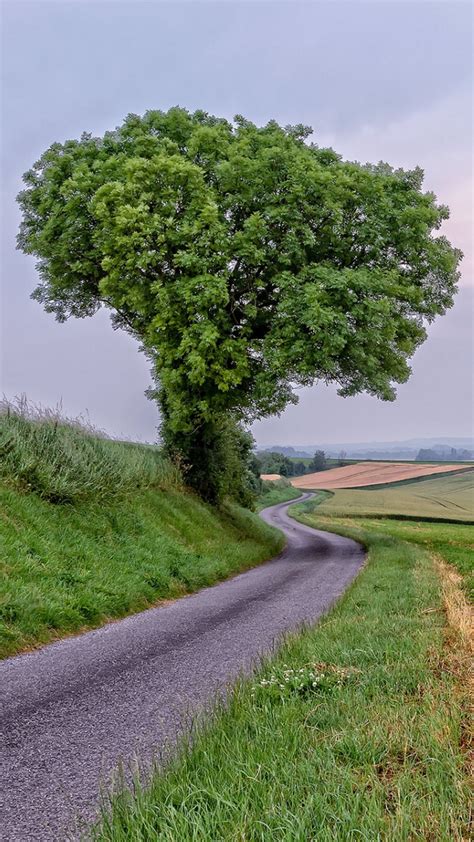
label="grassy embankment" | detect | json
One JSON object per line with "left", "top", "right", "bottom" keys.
{"left": 256, "top": 478, "right": 303, "bottom": 510}
{"left": 92, "top": 486, "right": 472, "bottom": 840}
{"left": 0, "top": 406, "right": 283, "bottom": 659}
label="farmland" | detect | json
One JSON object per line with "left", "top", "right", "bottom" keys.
{"left": 291, "top": 460, "right": 472, "bottom": 490}
{"left": 316, "top": 469, "right": 474, "bottom": 522}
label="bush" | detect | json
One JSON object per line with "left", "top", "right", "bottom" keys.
{"left": 0, "top": 397, "right": 181, "bottom": 504}
{"left": 160, "top": 409, "right": 261, "bottom": 508}
{"left": 256, "top": 451, "right": 298, "bottom": 477}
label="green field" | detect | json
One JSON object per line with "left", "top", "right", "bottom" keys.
{"left": 93, "top": 509, "right": 471, "bottom": 841}
{"left": 317, "top": 470, "right": 474, "bottom": 522}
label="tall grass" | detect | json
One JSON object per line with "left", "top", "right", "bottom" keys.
{"left": 0, "top": 396, "right": 181, "bottom": 504}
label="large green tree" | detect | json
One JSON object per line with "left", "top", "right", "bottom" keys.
{"left": 17, "top": 108, "right": 461, "bottom": 501}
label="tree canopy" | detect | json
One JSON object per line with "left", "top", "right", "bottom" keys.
{"left": 17, "top": 107, "right": 461, "bottom": 501}
{"left": 256, "top": 451, "right": 300, "bottom": 478}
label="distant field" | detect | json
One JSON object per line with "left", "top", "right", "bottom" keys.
{"left": 315, "top": 470, "right": 474, "bottom": 523}
{"left": 291, "top": 461, "right": 472, "bottom": 490}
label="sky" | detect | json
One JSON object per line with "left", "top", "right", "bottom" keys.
{"left": 1, "top": 0, "right": 472, "bottom": 446}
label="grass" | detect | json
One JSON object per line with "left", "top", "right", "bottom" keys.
{"left": 91, "top": 508, "right": 471, "bottom": 841}
{"left": 0, "top": 483, "right": 284, "bottom": 660}
{"left": 0, "top": 400, "right": 287, "bottom": 658}
{"left": 316, "top": 470, "right": 474, "bottom": 522}
{"left": 256, "top": 478, "right": 303, "bottom": 511}
{"left": 0, "top": 397, "right": 180, "bottom": 504}
{"left": 317, "top": 514, "right": 474, "bottom": 603}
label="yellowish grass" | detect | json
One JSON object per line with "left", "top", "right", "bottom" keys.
{"left": 434, "top": 555, "right": 473, "bottom": 787}
{"left": 435, "top": 555, "right": 473, "bottom": 669}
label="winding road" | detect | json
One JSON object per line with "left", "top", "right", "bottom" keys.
{"left": 0, "top": 493, "right": 364, "bottom": 841}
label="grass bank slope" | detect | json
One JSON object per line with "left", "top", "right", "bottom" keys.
{"left": 292, "top": 460, "right": 471, "bottom": 490}
{"left": 0, "top": 484, "right": 283, "bottom": 659}
{"left": 93, "top": 509, "right": 471, "bottom": 841}
{"left": 317, "top": 470, "right": 474, "bottom": 523}
{"left": 0, "top": 398, "right": 180, "bottom": 504}
{"left": 0, "top": 406, "right": 284, "bottom": 659}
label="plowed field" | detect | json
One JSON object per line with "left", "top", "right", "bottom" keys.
{"left": 291, "top": 461, "right": 471, "bottom": 490}
{"left": 315, "top": 470, "right": 474, "bottom": 521}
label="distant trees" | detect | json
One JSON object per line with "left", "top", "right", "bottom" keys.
{"left": 307, "top": 450, "right": 327, "bottom": 472}
{"left": 256, "top": 451, "right": 298, "bottom": 477}
{"left": 256, "top": 449, "right": 329, "bottom": 476}
{"left": 416, "top": 448, "right": 439, "bottom": 461}
{"left": 337, "top": 450, "right": 348, "bottom": 466}
{"left": 416, "top": 447, "right": 473, "bottom": 461}
{"left": 454, "top": 449, "right": 473, "bottom": 460}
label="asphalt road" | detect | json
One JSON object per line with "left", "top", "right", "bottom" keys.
{"left": 0, "top": 493, "right": 364, "bottom": 841}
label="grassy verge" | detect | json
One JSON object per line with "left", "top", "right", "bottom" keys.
{"left": 298, "top": 495, "right": 474, "bottom": 601}
{"left": 0, "top": 484, "right": 283, "bottom": 659}
{"left": 354, "top": 519, "right": 474, "bottom": 602}
{"left": 256, "top": 479, "right": 303, "bottom": 511}
{"left": 92, "top": 513, "right": 471, "bottom": 840}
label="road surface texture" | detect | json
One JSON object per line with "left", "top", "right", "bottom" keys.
{"left": 0, "top": 493, "right": 364, "bottom": 841}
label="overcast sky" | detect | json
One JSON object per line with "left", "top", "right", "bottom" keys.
{"left": 1, "top": 0, "right": 472, "bottom": 445}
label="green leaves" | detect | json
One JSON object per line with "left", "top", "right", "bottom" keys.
{"left": 17, "top": 107, "right": 462, "bottom": 500}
